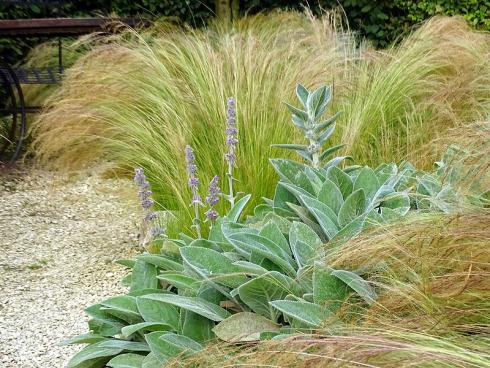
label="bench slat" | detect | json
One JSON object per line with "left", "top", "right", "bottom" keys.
{"left": 0, "top": 66, "right": 62, "bottom": 84}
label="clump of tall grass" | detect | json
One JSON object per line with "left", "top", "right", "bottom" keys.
{"left": 30, "top": 12, "right": 490, "bottom": 234}
{"left": 31, "top": 11, "right": 354, "bottom": 233}
{"left": 335, "top": 16, "right": 490, "bottom": 168}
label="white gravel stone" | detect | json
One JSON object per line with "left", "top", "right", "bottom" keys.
{"left": 0, "top": 165, "right": 141, "bottom": 368}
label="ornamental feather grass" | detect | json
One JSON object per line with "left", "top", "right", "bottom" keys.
{"left": 29, "top": 13, "right": 490, "bottom": 235}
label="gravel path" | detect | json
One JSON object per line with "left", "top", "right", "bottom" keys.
{"left": 0, "top": 166, "right": 141, "bottom": 367}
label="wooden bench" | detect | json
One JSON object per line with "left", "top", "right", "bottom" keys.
{"left": 0, "top": 16, "right": 147, "bottom": 165}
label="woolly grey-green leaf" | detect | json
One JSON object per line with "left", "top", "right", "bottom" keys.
{"left": 135, "top": 297, "right": 179, "bottom": 330}
{"left": 331, "top": 269, "right": 377, "bottom": 304}
{"left": 227, "top": 194, "right": 252, "bottom": 222}
{"left": 269, "top": 300, "right": 329, "bottom": 327}
{"left": 107, "top": 353, "right": 145, "bottom": 368}
{"left": 135, "top": 254, "right": 183, "bottom": 272}
{"left": 338, "top": 189, "right": 366, "bottom": 228}
{"left": 295, "top": 83, "right": 309, "bottom": 107}
{"left": 354, "top": 167, "right": 380, "bottom": 203}
{"left": 130, "top": 260, "right": 158, "bottom": 292}
{"left": 223, "top": 231, "right": 297, "bottom": 277}
{"left": 317, "top": 179, "right": 344, "bottom": 213}
{"left": 313, "top": 264, "right": 349, "bottom": 309}
{"left": 213, "top": 312, "right": 280, "bottom": 342}
{"left": 121, "top": 322, "right": 171, "bottom": 338}
{"left": 259, "top": 221, "right": 291, "bottom": 256}
{"left": 156, "top": 272, "right": 201, "bottom": 292}
{"left": 237, "top": 271, "right": 300, "bottom": 321}
{"left": 327, "top": 166, "right": 353, "bottom": 199}
{"left": 299, "top": 195, "right": 339, "bottom": 240}
{"left": 140, "top": 294, "right": 231, "bottom": 322}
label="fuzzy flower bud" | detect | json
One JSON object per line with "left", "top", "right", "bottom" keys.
{"left": 204, "top": 208, "right": 219, "bottom": 222}
{"left": 206, "top": 176, "right": 221, "bottom": 206}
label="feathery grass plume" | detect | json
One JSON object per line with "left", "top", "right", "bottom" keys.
{"left": 334, "top": 16, "right": 490, "bottom": 168}
{"left": 177, "top": 329, "right": 490, "bottom": 367}
{"left": 30, "top": 13, "right": 489, "bottom": 234}
{"left": 326, "top": 211, "right": 490, "bottom": 334}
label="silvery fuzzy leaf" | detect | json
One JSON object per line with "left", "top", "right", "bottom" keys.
{"left": 338, "top": 189, "right": 366, "bottom": 228}
{"left": 354, "top": 166, "right": 380, "bottom": 204}
{"left": 319, "top": 144, "right": 345, "bottom": 162}
{"left": 324, "top": 156, "right": 353, "bottom": 170}
{"left": 317, "top": 178, "right": 344, "bottom": 213}
{"left": 270, "top": 158, "right": 316, "bottom": 195}
{"left": 375, "top": 163, "right": 398, "bottom": 186}
{"left": 313, "top": 263, "right": 349, "bottom": 309}
{"left": 227, "top": 194, "right": 252, "bottom": 222}
{"left": 381, "top": 192, "right": 410, "bottom": 215}
{"left": 330, "top": 215, "right": 366, "bottom": 244}
{"left": 140, "top": 294, "right": 230, "bottom": 322}
{"left": 107, "top": 353, "right": 146, "bottom": 368}
{"left": 313, "top": 111, "right": 341, "bottom": 133}
{"left": 307, "top": 85, "right": 330, "bottom": 119}
{"left": 327, "top": 166, "right": 354, "bottom": 199}
{"left": 259, "top": 221, "right": 291, "bottom": 256}
{"left": 269, "top": 300, "right": 330, "bottom": 327}
{"left": 296, "top": 83, "right": 310, "bottom": 107}
{"left": 284, "top": 102, "right": 309, "bottom": 122}
{"left": 318, "top": 123, "right": 336, "bottom": 144}
{"left": 289, "top": 221, "right": 323, "bottom": 267}
{"left": 330, "top": 269, "right": 377, "bottom": 305}
{"left": 286, "top": 202, "right": 326, "bottom": 241}
{"left": 213, "top": 312, "right": 280, "bottom": 342}
{"left": 237, "top": 271, "right": 301, "bottom": 321}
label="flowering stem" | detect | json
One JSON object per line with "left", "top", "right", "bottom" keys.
{"left": 310, "top": 139, "right": 320, "bottom": 169}
{"left": 224, "top": 97, "right": 238, "bottom": 208}
{"left": 185, "top": 145, "right": 203, "bottom": 238}
{"left": 193, "top": 201, "right": 201, "bottom": 238}
{"left": 227, "top": 161, "right": 235, "bottom": 207}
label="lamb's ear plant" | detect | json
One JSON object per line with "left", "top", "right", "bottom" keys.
{"left": 65, "top": 86, "right": 482, "bottom": 368}
{"left": 273, "top": 84, "right": 350, "bottom": 170}
{"left": 265, "top": 84, "right": 414, "bottom": 243}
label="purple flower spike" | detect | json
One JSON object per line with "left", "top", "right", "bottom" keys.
{"left": 224, "top": 97, "right": 238, "bottom": 165}
{"left": 185, "top": 145, "right": 203, "bottom": 237}
{"left": 205, "top": 176, "right": 220, "bottom": 222}
{"left": 206, "top": 176, "right": 221, "bottom": 206}
{"left": 205, "top": 208, "right": 219, "bottom": 222}
{"left": 133, "top": 167, "right": 165, "bottom": 244}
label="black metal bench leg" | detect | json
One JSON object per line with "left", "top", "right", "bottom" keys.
{"left": 0, "top": 65, "right": 27, "bottom": 165}
{"left": 0, "top": 69, "right": 16, "bottom": 155}
{"left": 8, "top": 67, "right": 27, "bottom": 164}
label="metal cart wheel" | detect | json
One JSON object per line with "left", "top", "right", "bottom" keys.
{"left": 0, "top": 65, "right": 27, "bottom": 165}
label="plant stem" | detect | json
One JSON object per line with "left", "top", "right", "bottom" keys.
{"left": 310, "top": 139, "right": 320, "bottom": 169}
{"left": 227, "top": 160, "right": 235, "bottom": 207}
{"left": 193, "top": 201, "right": 201, "bottom": 238}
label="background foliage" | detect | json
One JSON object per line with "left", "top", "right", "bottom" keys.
{"left": 1, "top": 0, "right": 489, "bottom": 65}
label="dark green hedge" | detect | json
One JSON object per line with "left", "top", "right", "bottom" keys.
{"left": 1, "top": 0, "right": 488, "bottom": 64}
